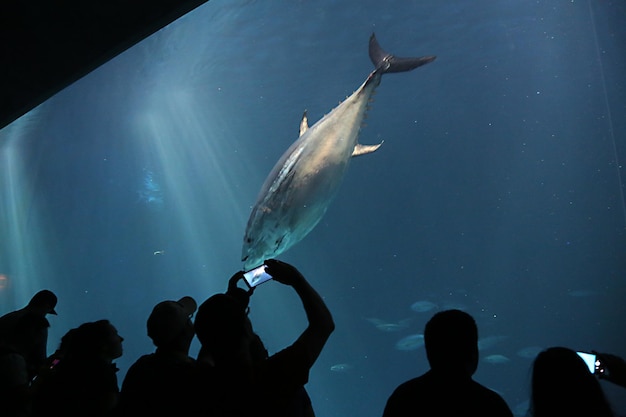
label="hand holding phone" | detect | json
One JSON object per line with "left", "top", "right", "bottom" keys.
{"left": 263, "top": 259, "right": 304, "bottom": 286}
{"left": 595, "top": 352, "right": 626, "bottom": 387}
{"left": 243, "top": 264, "right": 273, "bottom": 288}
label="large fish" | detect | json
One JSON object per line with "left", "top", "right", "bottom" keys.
{"left": 242, "top": 33, "right": 435, "bottom": 268}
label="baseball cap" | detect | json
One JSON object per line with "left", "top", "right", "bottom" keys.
{"left": 29, "top": 290, "right": 58, "bottom": 315}
{"left": 146, "top": 296, "right": 197, "bottom": 347}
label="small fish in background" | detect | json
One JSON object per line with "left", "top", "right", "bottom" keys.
{"left": 410, "top": 300, "right": 437, "bottom": 313}
{"left": 484, "top": 354, "right": 510, "bottom": 364}
{"left": 567, "top": 289, "right": 601, "bottom": 297}
{"left": 395, "top": 334, "right": 425, "bottom": 351}
{"left": 478, "top": 335, "right": 508, "bottom": 351}
{"left": 516, "top": 346, "right": 543, "bottom": 359}
{"left": 365, "top": 317, "right": 411, "bottom": 332}
{"left": 330, "top": 363, "right": 353, "bottom": 372}
{"left": 138, "top": 169, "right": 164, "bottom": 208}
{"left": 153, "top": 250, "right": 166, "bottom": 256}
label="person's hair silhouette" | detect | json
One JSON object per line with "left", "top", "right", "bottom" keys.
{"left": 530, "top": 347, "right": 614, "bottom": 417}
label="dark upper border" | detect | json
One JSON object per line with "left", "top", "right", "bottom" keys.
{"left": 0, "top": 0, "right": 209, "bottom": 129}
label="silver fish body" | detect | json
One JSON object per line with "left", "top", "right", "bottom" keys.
{"left": 242, "top": 34, "right": 435, "bottom": 268}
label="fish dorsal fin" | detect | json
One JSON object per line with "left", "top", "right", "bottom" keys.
{"left": 352, "top": 140, "right": 384, "bottom": 157}
{"left": 299, "top": 110, "right": 309, "bottom": 137}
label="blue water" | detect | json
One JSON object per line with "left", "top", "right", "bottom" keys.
{"left": 1, "top": 1, "right": 625, "bottom": 416}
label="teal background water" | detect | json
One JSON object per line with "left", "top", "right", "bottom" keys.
{"left": 1, "top": 1, "right": 625, "bottom": 415}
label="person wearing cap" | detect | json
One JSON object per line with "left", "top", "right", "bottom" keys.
{"left": 117, "top": 296, "right": 203, "bottom": 417}
{"left": 0, "top": 289, "right": 58, "bottom": 379}
{"left": 194, "top": 259, "right": 335, "bottom": 417}
{"left": 0, "top": 313, "right": 51, "bottom": 417}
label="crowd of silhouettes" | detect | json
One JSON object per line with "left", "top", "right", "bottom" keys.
{"left": 193, "top": 258, "right": 333, "bottom": 417}
{"left": 1, "top": 265, "right": 625, "bottom": 417}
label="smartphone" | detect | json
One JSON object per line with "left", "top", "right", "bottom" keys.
{"left": 243, "top": 264, "right": 273, "bottom": 288}
{"left": 576, "top": 351, "right": 605, "bottom": 375}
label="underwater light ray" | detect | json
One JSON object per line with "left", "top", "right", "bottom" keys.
{"left": 0, "top": 119, "right": 53, "bottom": 308}
{"left": 136, "top": 98, "right": 315, "bottom": 353}
{"left": 588, "top": 0, "right": 626, "bottom": 231}
{"left": 133, "top": 88, "right": 255, "bottom": 281}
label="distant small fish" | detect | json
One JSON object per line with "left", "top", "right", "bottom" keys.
{"left": 567, "top": 289, "right": 600, "bottom": 297}
{"left": 395, "top": 334, "right": 425, "bottom": 351}
{"left": 153, "top": 250, "right": 166, "bottom": 256}
{"left": 410, "top": 300, "right": 437, "bottom": 313}
{"left": 441, "top": 302, "right": 468, "bottom": 312}
{"left": 365, "top": 317, "right": 411, "bottom": 332}
{"left": 484, "top": 354, "right": 510, "bottom": 364}
{"left": 377, "top": 323, "right": 408, "bottom": 332}
{"left": 139, "top": 169, "right": 164, "bottom": 208}
{"left": 478, "top": 335, "right": 508, "bottom": 351}
{"left": 330, "top": 363, "right": 353, "bottom": 372}
{"left": 516, "top": 346, "right": 543, "bottom": 359}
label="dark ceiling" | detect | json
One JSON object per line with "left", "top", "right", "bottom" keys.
{"left": 0, "top": 0, "right": 209, "bottom": 130}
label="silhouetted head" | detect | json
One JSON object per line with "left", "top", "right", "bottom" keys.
{"left": 147, "top": 296, "right": 197, "bottom": 350}
{"left": 424, "top": 309, "right": 479, "bottom": 377}
{"left": 28, "top": 289, "right": 57, "bottom": 315}
{"left": 194, "top": 294, "right": 253, "bottom": 364}
{"left": 64, "top": 320, "right": 124, "bottom": 362}
{"left": 530, "top": 347, "right": 613, "bottom": 417}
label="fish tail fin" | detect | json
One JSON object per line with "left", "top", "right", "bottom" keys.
{"left": 368, "top": 33, "right": 436, "bottom": 74}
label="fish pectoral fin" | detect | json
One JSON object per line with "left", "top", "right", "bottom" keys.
{"left": 299, "top": 110, "right": 309, "bottom": 137}
{"left": 351, "top": 140, "right": 384, "bottom": 157}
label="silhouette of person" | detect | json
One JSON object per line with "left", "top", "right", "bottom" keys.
{"left": 118, "top": 296, "right": 202, "bottom": 417}
{"left": 0, "top": 313, "right": 50, "bottom": 417}
{"left": 31, "top": 319, "right": 123, "bottom": 417}
{"left": 529, "top": 347, "right": 615, "bottom": 417}
{"left": 382, "top": 309, "right": 513, "bottom": 417}
{"left": 0, "top": 289, "right": 57, "bottom": 378}
{"left": 194, "top": 259, "right": 334, "bottom": 417}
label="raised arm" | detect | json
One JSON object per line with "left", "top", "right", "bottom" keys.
{"left": 264, "top": 259, "right": 335, "bottom": 366}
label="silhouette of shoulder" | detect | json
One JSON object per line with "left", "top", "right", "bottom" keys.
{"left": 384, "top": 371, "right": 512, "bottom": 417}
{"left": 120, "top": 351, "right": 205, "bottom": 414}
{"left": 252, "top": 338, "right": 311, "bottom": 407}
{"left": 257, "top": 338, "right": 310, "bottom": 385}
